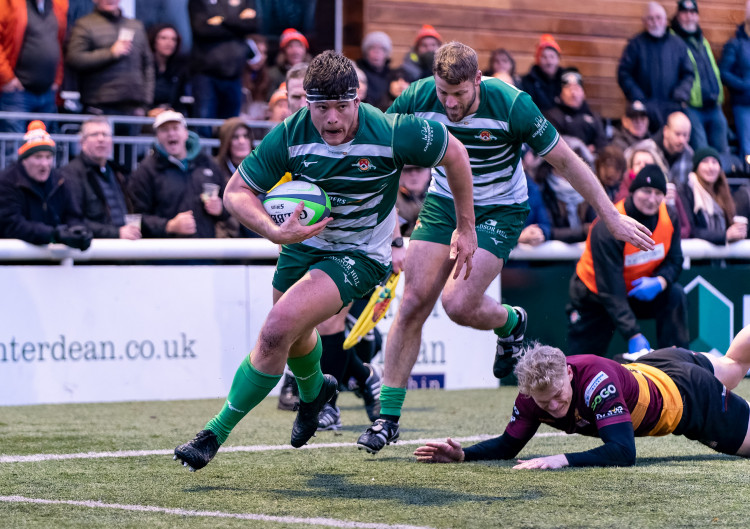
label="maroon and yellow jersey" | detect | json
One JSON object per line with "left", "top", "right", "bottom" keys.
{"left": 506, "top": 355, "right": 666, "bottom": 442}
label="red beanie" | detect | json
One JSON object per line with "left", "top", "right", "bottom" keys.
{"left": 535, "top": 34, "right": 561, "bottom": 64}
{"left": 280, "top": 28, "right": 309, "bottom": 50}
{"left": 414, "top": 24, "right": 442, "bottom": 47}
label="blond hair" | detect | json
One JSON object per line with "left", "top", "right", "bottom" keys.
{"left": 515, "top": 343, "right": 568, "bottom": 395}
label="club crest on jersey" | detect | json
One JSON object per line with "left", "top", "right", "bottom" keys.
{"left": 475, "top": 130, "right": 497, "bottom": 142}
{"left": 353, "top": 158, "right": 376, "bottom": 171}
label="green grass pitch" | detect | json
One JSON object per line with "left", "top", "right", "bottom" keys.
{"left": 2, "top": 383, "right": 750, "bottom": 528}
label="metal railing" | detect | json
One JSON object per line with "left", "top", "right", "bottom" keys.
{"left": 0, "top": 238, "right": 748, "bottom": 267}
{"left": 0, "top": 111, "right": 276, "bottom": 171}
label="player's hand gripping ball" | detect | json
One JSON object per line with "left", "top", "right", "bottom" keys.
{"left": 262, "top": 181, "right": 331, "bottom": 226}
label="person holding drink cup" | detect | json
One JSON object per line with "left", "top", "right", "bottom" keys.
{"left": 678, "top": 146, "right": 747, "bottom": 244}
{"left": 61, "top": 117, "right": 141, "bottom": 240}
{"left": 128, "top": 111, "right": 229, "bottom": 238}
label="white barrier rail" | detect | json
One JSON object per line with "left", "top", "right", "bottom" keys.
{"left": 0, "top": 238, "right": 749, "bottom": 265}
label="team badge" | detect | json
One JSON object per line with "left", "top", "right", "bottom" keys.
{"left": 475, "top": 130, "right": 497, "bottom": 142}
{"left": 353, "top": 158, "right": 376, "bottom": 171}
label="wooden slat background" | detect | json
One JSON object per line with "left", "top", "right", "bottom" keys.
{"left": 343, "top": 0, "right": 745, "bottom": 118}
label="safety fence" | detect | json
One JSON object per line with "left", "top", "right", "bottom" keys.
{"left": 0, "top": 238, "right": 748, "bottom": 267}
{"left": 0, "top": 111, "right": 276, "bottom": 171}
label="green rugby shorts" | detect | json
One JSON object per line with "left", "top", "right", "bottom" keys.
{"left": 410, "top": 193, "right": 529, "bottom": 261}
{"left": 273, "top": 243, "right": 390, "bottom": 306}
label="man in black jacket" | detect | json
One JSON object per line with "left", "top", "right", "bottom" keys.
{"left": 128, "top": 111, "right": 228, "bottom": 238}
{"left": 0, "top": 120, "right": 92, "bottom": 250}
{"left": 61, "top": 117, "right": 140, "bottom": 240}
{"left": 617, "top": 2, "right": 694, "bottom": 131}
{"left": 567, "top": 164, "right": 688, "bottom": 360}
{"left": 189, "top": 0, "right": 258, "bottom": 123}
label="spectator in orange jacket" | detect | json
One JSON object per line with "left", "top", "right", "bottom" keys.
{"left": 0, "top": 0, "right": 68, "bottom": 138}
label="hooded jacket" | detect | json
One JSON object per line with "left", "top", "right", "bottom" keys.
{"left": 128, "top": 132, "right": 228, "bottom": 238}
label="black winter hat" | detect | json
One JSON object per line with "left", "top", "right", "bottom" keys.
{"left": 630, "top": 164, "right": 667, "bottom": 194}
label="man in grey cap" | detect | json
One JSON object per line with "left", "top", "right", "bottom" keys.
{"left": 610, "top": 100, "right": 651, "bottom": 151}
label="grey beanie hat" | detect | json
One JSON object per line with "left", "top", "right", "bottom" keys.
{"left": 362, "top": 31, "right": 392, "bottom": 56}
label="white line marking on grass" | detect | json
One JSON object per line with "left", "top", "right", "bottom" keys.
{"left": 0, "top": 495, "right": 437, "bottom": 529}
{"left": 0, "top": 432, "right": 568, "bottom": 463}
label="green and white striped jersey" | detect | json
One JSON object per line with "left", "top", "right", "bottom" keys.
{"left": 238, "top": 103, "right": 448, "bottom": 263}
{"left": 388, "top": 76, "right": 559, "bottom": 207}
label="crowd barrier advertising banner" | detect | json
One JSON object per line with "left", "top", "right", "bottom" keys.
{"left": 1, "top": 266, "right": 498, "bottom": 406}
{"left": 0, "top": 266, "right": 251, "bottom": 406}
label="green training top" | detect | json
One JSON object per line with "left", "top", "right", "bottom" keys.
{"left": 238, "top": 102, "right": 449, "bottom": 264}
{"left": 388, "top": 76, "right": 559, "bottom": 206}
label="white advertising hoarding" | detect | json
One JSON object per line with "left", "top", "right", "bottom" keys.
{"left": 1, "top": 265, "right": 499, "bottom": 406}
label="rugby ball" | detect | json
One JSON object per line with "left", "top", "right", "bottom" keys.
{"left": 262, "top": 181, "right": 331, "bottom": 226}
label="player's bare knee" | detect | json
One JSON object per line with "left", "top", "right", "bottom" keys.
{"left": 397, "top": 292, "right": 434, "bottom": 327}
{"left": 441, "top": 296, "right": 475, "bottom": 326}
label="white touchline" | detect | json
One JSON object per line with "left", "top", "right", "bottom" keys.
{"left": 0, "top": 495, "right": 438, "bottom": 529}
{"left": 0, "top": 432, "right": 569, "bottom": 464}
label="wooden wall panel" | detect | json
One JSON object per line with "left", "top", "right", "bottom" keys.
{"left": 353, "top": 0, "right": 745, "bottom": 118}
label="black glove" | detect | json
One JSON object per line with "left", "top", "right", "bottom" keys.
{"left": 53, "top": 225, "right": 93, "bottom": 251}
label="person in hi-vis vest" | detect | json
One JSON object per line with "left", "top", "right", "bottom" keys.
{"left": 568, "top": 164, "right": 688, "bottom": 361}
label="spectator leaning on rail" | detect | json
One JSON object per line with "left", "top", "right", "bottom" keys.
{"left": 567, "top": 164, "right": 688, "bottom": 361}
{"left": 670, "top": 0, "right": 728, "bottom": 154}
{"left": 128, "top": 111, "right": 228, "bottom": 238}
{"left": 59, "top": 117, "right": 140, "bottom": 240}
{"left": 65, "top": 0, "right": 154, "bottom": 118}
{"left": 617, "top": 2, "right": 694, "bottom": 132}
{"left": 0, "top": 0, "right": 68, "bottom": 135}
{"left": 0, "top": 120, "right": 92, "bottom": 250}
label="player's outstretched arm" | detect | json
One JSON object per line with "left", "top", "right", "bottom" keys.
{"left": 414, "top": 438, "right": 465, "bottom": 463}
{"left": 224, "top": 171, "right": 331, "bottom": 244}
{"left": 543, "top": 140, "right": 654, "bottom": 251}
{"left": 438, "top": 134, "right": 477, "bottom": 279}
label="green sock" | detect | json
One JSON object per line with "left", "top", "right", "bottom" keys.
{"left": 286, "top": 333, "right": 324, "bottom": 403}
{"left": 494, "top": 304, "right": 518, "bottom": 337}
{"left": 379, "top": 385, "right": 407, "bottom": 418}
{"left": 205, "top": 356, "right": 281, "bottom": 444}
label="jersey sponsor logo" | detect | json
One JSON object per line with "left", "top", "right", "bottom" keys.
{"left": 302, "top": 160, "right": 318, "bottom": 167}
{"left": 595, "top": 405, "right": 624, "bottom": 420}
{"left": 624, "top": 243, "right": 665, "bottom": 267}
{"left": 353, "top": 158, "right": 376, "bottom": 171}
{"left": 531, "top": 116, "right": 549, "bottom": 139}
{"left": 475, "top": 130, "right": 497, "bottom": 142}
{"left": 584, "top": 371, "right": 609, "bottom": 406}
{"left": 590, "top": 384, "right": 617, "bottom": 410}
{"left": 421, "top": 122, "right": 434, "bottom": 152}
{"left": 510, "top": 404, "right": 519, "bottom": 422}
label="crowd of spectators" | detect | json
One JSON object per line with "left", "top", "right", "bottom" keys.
{"left": 1, "top": 0, "right": 749, "bottom": 249}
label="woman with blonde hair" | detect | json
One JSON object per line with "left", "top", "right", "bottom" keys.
{"left": 678, "top": 147, "right": 747, "bottom": 244}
